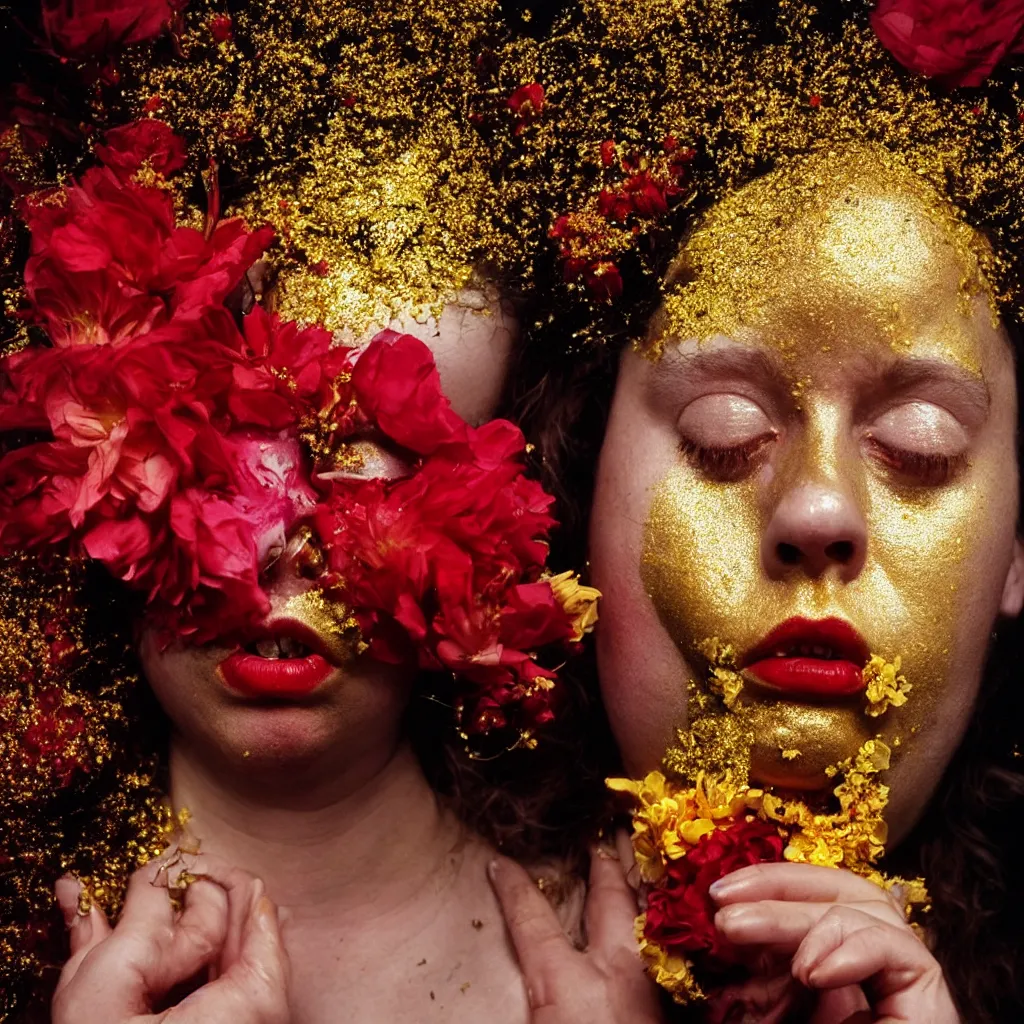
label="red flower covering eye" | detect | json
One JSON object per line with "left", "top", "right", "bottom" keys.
{"left": 872, "top": 0, "right": 1024, "bottom": 88}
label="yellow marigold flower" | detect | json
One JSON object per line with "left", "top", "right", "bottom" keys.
{"left": 607, "top": 770, "right": 758, "bottom": 882}
{"left": 545, "top": 570, "right": 600, "bottom": 641}
{"left": 635, "top": 917, "right": 705, "bottom": 1004}
{"left": 863, "top": 654, "right": 912, "bottom": 717}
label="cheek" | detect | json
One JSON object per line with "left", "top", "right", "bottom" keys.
{"left": 642, "top": 468, "right": 764, "bottom": 653}
{"left": 590, "top": 407, "right": 694, "bottom": 770}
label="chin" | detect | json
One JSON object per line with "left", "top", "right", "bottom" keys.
{"left": 210, "top": 703, "right": 346, "bottom": 766}
{"left": 745, "top": 700, "right": 873, "bottom": 791}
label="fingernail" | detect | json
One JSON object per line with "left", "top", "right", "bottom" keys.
{"left": 75, "top": 908, "right": 95, "bottom": 944}
{"left": 54, "top": 876, "right": 81, "bottom": 928}
{"left": 708, "top": 878, "right": 736, "bottom": 900}
{"left": 714, "top": 904, "right": 756, "bottom": 932}
{"left": 487, "top": 859, "right": 500, "bottom": 881}
{"left": 249, "top": 878, "right": 265, "bottom": 912}
{"left": 591, "top": 842, "right": 619, "bottom": 861}
{"left": 256, "top": 896, "right": 277, "bottom": 929}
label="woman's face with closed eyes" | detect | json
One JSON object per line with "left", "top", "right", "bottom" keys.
{"left": 590, "top": 148, "right": 1024, "bottom": 843}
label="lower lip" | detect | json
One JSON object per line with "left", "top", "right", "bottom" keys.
{"left": 218, "top": 652, "right": 334, "bottom": 698}
{"left": 745, "top": 657, "right": 865, "bottom": 697}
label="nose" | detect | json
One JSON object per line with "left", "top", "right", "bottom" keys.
{"left": 761, "top": 481, "right": 867, "bottom": 581}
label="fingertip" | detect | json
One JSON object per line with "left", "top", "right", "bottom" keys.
{"left": 54, "top": 875, "right": 82, "bottom": 928}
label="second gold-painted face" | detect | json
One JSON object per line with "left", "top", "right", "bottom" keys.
{"left": 592, "top": 147, "right": 1022, "bottom": 817}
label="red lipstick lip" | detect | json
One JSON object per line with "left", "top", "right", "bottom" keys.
{"left": 217, "top": 618, "right": 339, "bottom": 699}
{"left": 742, "top": 617, "right": 870, "bottom": 699}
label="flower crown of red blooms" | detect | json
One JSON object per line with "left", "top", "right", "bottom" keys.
{"left": 0, "top": 118, "right": 577, "bottom": 743}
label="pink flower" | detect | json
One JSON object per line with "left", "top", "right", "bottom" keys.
{"left": 872, "top": 0, "right": 1024, "bottom": 87}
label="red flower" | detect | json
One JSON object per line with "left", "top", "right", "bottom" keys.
{"left": 41, "top": 0, "right": 188, "bottom": 57}
{"left": 209, "top": 13, "right": 233, "bottom": 42}
{"left": 872, "top": 0, "right": 1024, "bottom": 87}
{"left": 314, "top": 333, "right": 572, "bottom": 740}
{"left": 508, "top": 82, "right": 545, "bottom": 134}
{"left": 644, "top": 819, "right": 784, "bottom": 971}
{"left": 20, "top": 124, "right": 273, "bottom": 349}
{"left": 94, "top": 119, "right": 187, "bottom": 181}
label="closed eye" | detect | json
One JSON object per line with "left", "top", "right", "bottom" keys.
{"left": 680, "top": 432, "right": 776, "bottom": 482}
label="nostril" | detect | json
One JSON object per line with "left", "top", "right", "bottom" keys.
{"left": 824, "top": 540, "right": 855, "bottom": 564}
{"left": 777, "top": 542, "right": 802, "bottom": 566}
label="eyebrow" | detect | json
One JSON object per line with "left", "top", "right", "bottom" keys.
{"left": 646, "top": 344, "right": 788, "bottom": 406}
{"left": 872, "top": 358, "right": 990, "bottom": 419}
{"left": 646, "top": 344, "right": 991, "bottom": 421}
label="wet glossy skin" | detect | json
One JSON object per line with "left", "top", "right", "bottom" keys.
{"left": 140, "top": 289, "right": 517, "bottom": 782}
{"left": 590, "top": 151, "right": 1024, "bottom": 844}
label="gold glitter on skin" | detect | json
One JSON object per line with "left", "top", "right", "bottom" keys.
{"left": 280, "top": 590, "right": 366, "bottom": 665}
{"left": 641, "top": 151, "right": 1019, "bottom": 792}
{"left": 653, "top": 148, "right": 995, "bottom": 367}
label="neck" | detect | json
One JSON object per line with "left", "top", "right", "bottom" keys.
{"left": 168, "top": 737, "right": 467, "bottom": 918}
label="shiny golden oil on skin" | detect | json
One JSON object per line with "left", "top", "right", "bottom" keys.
{"left": 640, "top": 147, "right": 1017, "bottom": 795}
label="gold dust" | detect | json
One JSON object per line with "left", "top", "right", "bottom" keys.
{"left": 280, "top": 589, "right": 366, "bottom": 664}
{"left": 0, "top": 555, "right": 172, "bottom": 1010}
{"left": 652, "top": 148, "right": 995, "bottom": 366}
{"left": 123, "top": 0, "right": 533, "bottom": 336}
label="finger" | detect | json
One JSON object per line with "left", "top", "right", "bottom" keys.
{"left": 117, "top": 856, "right": 178, "bottom": 935}
{"left": 161, "top": 878, "right": 230, "bottom": 984}
{"left": 791, "top": 906, "right": 935, "bottom": 996}
{"left": 710, "top": 863, "right": 902, "bottom": 911}
{"left": 488, "top": 856, "right": 572, "bottom": 1008}
{"left": 183, "top": 853, "right": 269, "bottom": 971}
{"left": 229, "top": 885, "right": 290, "bottom": 1012}
{"left": 614, "top": 829, "right": 636, "bottom": 875}
{"left": 715, "top": 899, "right": 905, "bottom": 952}
{"left": 584, "top": 845, "right": 642, "bottom": 958}
{"left": 179, "top": 885, "right": 290, "bottom": 1024}
{"left": 55, "top": 876, "right": 112, "bottom": 959}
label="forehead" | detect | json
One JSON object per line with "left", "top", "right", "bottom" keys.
{"left": 651, "top": 147, "right": 995, "bottom": 373}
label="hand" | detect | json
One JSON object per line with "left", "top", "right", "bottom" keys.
{"left": 487, "top": 839, "right": 664, "bottom": 1024}
{"left": 52, "top": 853, "right": 290, "bottom": 1024}
{"left": 710, "top": 862, "right": 959, "bottom": 1024}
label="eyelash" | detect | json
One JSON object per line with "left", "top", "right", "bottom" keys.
{"left": 679, "top": 432, "right": 776, "bottom": 481}
{"left": 864, "top": 435, "right": 968, "bottom": 486}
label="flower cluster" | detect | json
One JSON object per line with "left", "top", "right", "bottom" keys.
{"left": 313, "top": 333, "right": 578, "bottom": 741}
{"left": 550, "top": 137, "right": 694, "bottom": 302}
{"left": 0, "top": 119, "right": 587, "bottom": 739}
{"left": 610, "top": 741, "right": 927, "bottom": 1003}
{"left": 872, "top": 0, "right": 1024, "bottom": 88}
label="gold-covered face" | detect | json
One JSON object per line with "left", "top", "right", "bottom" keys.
{"left": 591, "top": 148, "right": 1024, "bottom": 840}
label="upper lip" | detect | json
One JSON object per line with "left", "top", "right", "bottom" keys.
{"left": 237, "top": 618, "right": 337, "bottom": 665}
{"left": 742, "top": 617, "right": 870, "bottom": 668}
